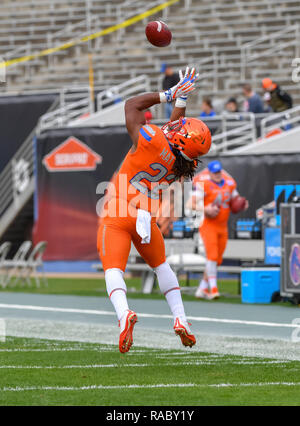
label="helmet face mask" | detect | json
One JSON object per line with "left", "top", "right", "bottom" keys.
{"left": 161, "top": 117, "right": 211, "bottom": 161}
{"left": 161, "top": 117, "right": 189, "bottom": 141}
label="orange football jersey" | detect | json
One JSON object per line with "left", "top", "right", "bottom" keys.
{"left": 103, "top": 124, "right": 177, "bottom": 217}
{"left": 193, "top": 168, "right": 237, "bottom": 226}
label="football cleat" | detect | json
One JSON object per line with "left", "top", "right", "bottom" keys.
{"left": 119, "top": 310, "right": 138, "bottom": 354}
{"left": 209, "top": 287, "right": 220, "bottom": 300}
{"left": 174, "top": 317, "right": 196, "bottom": 348}
{"left": 195, "top": 287, "right": 210, "bottom": 300}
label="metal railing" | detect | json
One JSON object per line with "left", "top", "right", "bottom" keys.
{"left": 210, "top": 123, "right": 256, "bottom": 154}
{"left": 97, "top": 75, "right": 151, "bottom": 110}
{"left": 206, "top": 112, "right": 257, "bottom": 154}
{"left": 260, "top": 106, "right": 300, "bottom": 139}
{"left": 38, "top": 75, "right": 151, "bottom": 131}
{"left": 241, "top": 24, "right": 300, "bottom": 81}
{"left": 38, "top": 96, "right": 92, "bottom": 131}
{"left": 37, "top": 85, "right": 109, "bottom": 131}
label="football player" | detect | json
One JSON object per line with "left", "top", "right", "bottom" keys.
{"left": 186, "top": 161, "right": 248, "bottom": 300}
{"left": 97, "top": 67, "right": 211, "bottom": 353}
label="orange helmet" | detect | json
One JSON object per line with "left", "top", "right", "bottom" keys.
{"left": 161, "top": 117, "right": 211, "bottom": 161}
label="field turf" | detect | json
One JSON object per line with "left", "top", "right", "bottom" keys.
{"left": 0, "top": 337, "right": 300, "bottom": 406}
{"left": 0, "top": 276, "right": 241, "bottom": 303}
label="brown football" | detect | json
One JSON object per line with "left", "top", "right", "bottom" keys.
{"left": 230, "top": 195, "right": 247, "bottom": 214}
{"left": 145, "top": 21, "right": 172, "bottom": 47}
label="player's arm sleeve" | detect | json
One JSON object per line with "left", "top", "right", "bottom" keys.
{"left": 192, "top": 181, "right": 205, "bottom": 197}
{"left": 187, "top": 180, "right": 205, "bottom": 210}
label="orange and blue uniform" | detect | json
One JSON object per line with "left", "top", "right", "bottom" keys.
{"left": 193, "top": 169, "right": 237, "bottom": 265}
{"left": 97, "top": 124, "right": 177, "bottom": 271}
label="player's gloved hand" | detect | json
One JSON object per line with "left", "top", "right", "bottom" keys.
{"left": 159, "top": 66, "right": 199, "bottom": 105}
{"left": 174, "top": 67, "right": 198, "bottom": 108}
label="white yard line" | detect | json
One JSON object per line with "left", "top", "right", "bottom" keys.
{"left": 0, "top": 304, "right": 115, "bottom": 317}
{"left": 0, "top": 303, "right": 298, "bottom": 329}
{"left": 0, "top": 348, "right": 150, "bottom": 353}
{"left": 1, "top": 382, "right": 300, "bottom": 392}
{"left": 0, "top": 360, "right": 293, "bottom": 369}
{"left": 3, "top": 318, "right": 300, "bottom": 361}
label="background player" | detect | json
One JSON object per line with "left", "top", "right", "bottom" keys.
{"left": 97, "top": 67, "right": 211, "bottom": 353}
{"left": 186, "top": 160, "right": 248, "bottom": 300}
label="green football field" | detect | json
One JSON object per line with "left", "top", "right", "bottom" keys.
{"left": 1, "top": 336, "right": 300, "bottom": 406}
{"left": 0, "top": 276, "right": 293, "bottom": 307}
{"left": 0, "top": 276, "right": 242, "bottom": 304}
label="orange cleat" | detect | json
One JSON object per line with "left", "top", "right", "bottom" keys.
{"left": 209, "top": 287, "right": 220, "bottom": 300}
{"left": 195, "top": 287, "right": 211, "bottom": 300}
{"left": 119, "top": 310, "right": 138, "bottom": 353}
{"left": 174, "top": 317, "right": 196, "bottom": 348}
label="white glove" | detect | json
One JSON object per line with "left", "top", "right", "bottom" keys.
{"left": 160, "top": 67, "right": 199, "bottom": 105}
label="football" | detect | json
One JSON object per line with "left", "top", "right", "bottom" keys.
{"left": 145, "top": 21, "right": 172, "bottom": 47}
{"left": 230, "top": 195, "right": 247, "bottom": 214}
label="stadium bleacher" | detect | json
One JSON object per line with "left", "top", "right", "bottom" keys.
{"left": 0, "top": 0, "right": 299, "bottom": 107}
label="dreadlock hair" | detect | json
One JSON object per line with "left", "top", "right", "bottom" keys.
{"left": 172, "top": 149, "right": 200, "bottom": 180}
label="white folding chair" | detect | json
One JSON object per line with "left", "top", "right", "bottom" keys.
{"left": 21, "top": 241, "right": 48, "bottom": 287}
{"left": 0, "top": 242, "right": 12, "bottom": 288}
{"left": 2, "top": 241, "right": 32, "bottom": 288}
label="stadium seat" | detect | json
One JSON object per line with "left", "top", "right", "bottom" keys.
{"left": 0, "top": 240, "right": 32, "bottom": 288}
{"left": 0, "top": 241, "right": 48, "bottom": 288}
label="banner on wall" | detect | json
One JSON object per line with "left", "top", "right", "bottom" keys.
{"left": 42, "top": 137, "right": 102, "bottom": 172}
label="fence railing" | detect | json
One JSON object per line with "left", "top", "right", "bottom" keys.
{"left": 38, "top": 97, "right": 92, "bottom": 131}
{"left": 38, "top": 75, "right": 151, "bottom": 131}
{"left": 260, "top": 105, "right": 300, "bottom": 139}
{"left": 210, "top": 123, "right": 256, "bottom": 154}
{"left": 97, "top": 75, "right": 151, "bottom": 110}
{"left": 240, "top": 24, "right": 300, "bottom": 81}
{"left": 206, "top": 112, "right": 257, "bottom": 154}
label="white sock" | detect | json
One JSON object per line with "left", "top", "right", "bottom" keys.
{"left": 206, "top": 260, "right": 218, "bottom": 290}
{"left": 105, "top": 268, "right": 129, "bottom": 320}
{"left": 199, "top": 279, "right": 209, "bottom": 290}
{"left": 155, "top": 262, "right": 186, "bottom": 321}
{"left": 208, "top": 276, "right": 217, "bottom": 290}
